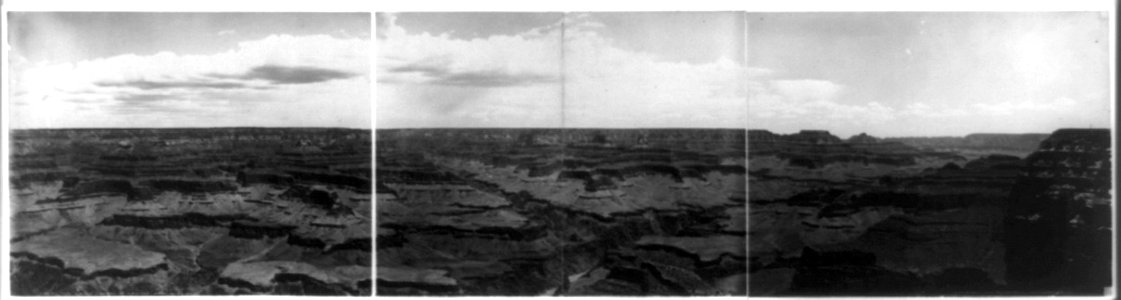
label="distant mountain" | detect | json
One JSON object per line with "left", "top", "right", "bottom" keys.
{"left": 747, "top": 129, "right": 962, "bottom": 173}
{"left": 884, "top": 133, "right": 1050, "bottom": 155}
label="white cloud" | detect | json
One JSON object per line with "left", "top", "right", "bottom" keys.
{"left": 901, "top": 102, "right": 970, "bottom": 118}
{"left": 768, "top": 79, "right": 843, "bottom": 102}
{"left": 972, "top": 97, "right": 1078, "bottom": 116}
{"left": 747, "top": 72, "right": 1096, "bottom": 136}
{"left": 377, "top": 83, "right": 561, "bottom": 128}
{"left": 377, "top": 15, "right": 560, "bottom": 88}
{"left": 376, "top": 14, "right": 562, "bottom": 128}
{"left": 377, "top": 13, "right": 747, "bottom": 129}
{"left": 748, "top": 76, "right": 895, "bottom": 129}
{"left": 747, "top": 67, "right": 775, "bottom": 78}
{"left": 748, "top": 68, "right": 1100, "bottom": 136}
{"left": 11, "top": 34, "right": 370, "bottom": 129}
{"left": 563, "top": 29, "right": 746, "bottom": 128}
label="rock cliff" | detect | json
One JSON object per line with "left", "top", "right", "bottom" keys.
{"left": 376, "top": 129, "right": 746, "bottom": 296}
{"left": 9, "top": 128, "right": 371, "bottom": 295}
{"left": 1003, "top": 128, "right": 1112, "bottom": 294}
{"left": 747, "top": 129, "right": 1070, "bottom": 295}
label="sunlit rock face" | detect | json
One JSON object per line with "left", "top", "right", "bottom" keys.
{"left": 749, "top": 130, "right": 1052, "bottom": 296}
{"left": 9, "top": 128, "right": 371, "bottom": 296}
{"left": 375, "top": 129, "right": 746, "bottom": 296}
{"left": 1004, "top": 129, "right": 1112, "bottom": 294}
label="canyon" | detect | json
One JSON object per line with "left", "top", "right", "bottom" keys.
{"left": 748, "top": 129, "right": 1112, "bottom": 295}
{"left": 11, "top": 127, "right": 1108, "bottom": 296}
{"left": 375, "top": 129, "right": 747, "bottom": 295}
{"left": 9, "top": 128, "right": 372, "bottom": 295}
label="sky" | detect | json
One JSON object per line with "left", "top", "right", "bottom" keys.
{"left": 748, "top": 12, "right": 1112, "bottom": 138}
{"left": 376, "top": 12, "right": 747, "bottom": 129}
{"left": 8, "top": 12, "right": 371, "bottom": 129}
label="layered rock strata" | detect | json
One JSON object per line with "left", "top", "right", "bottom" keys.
{"left": 376, "top": 129, "right": 746, "bottom": 296}
{"left": 748, "top": 130, "right": 1057, "bottom": 295}
{"left": 9, "top": 128, "right": 372, "bottom": 295}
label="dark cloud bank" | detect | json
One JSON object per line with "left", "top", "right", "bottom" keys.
{"left": 82, "top": 64, "right": 358, "bottom": 114}
{"left": 96, "top": 64, "right": 357, "bottom": 91}
{"left": 386, "top": 58, "right": 557, "bottom": 87}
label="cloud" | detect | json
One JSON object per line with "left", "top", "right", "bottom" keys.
{"left": 213, "top": 65, "right": 357, "bottom": 85}
{"left": 218, "top": 29, "right": 237, "bottom": 36}
{"left": 748, "top": 76, "right": 896, "bottom": 130}
{"left": 563, "top": 49, "right": 747, "bottom": 128}
{"left": 376, "top": 13, "right": 567, "bottom": 128}
{"left": 10, "top": 34, "right": 370, "bottom": 129}
{"left": 94, "top": 64, "right": 356, "bottom": 93}
{"left": 115, "top": 93, "right": 180, "bottom": 103}
{"left": 387, "top": 56, "right": 450, "bottom": 76}
{"left": 386, "top": 57, "right": 557, "bottom": 87}
{"left": 96, "top": 79, "right": 248, "bottom": 90}
{"left": 377, "top": 13, "right": 746, "bottom": 128}
{"left": 972, "top": 97, "right": 1078, "bottom": 116}
{"left": 559, "top": 14, "right": 748, "bottom": 128}
{"left": 375, "top": 12, "right": 396, "bottom": 39}
{"left": 749, "top": 67, "right": 1100, "bottom": 136}
{"left": 377, "top": 15, "right": 561, "bottom": 90}
{"left": 433, "top": 70, "right": 556, "bottom": 87}
{"left": 900, "top": 102, "right": 969, "bottom": 118}
{"left": 747, "top": 67, "right": 775, "bottom": 78}
{"left": 768, "top": 79, "right": 843, "bottom": 102}
{"left": 57, "top": 96, "right": 108, "bottom": 104}
{"left": 378, "top": 83, "right": 561, "bottom": 128}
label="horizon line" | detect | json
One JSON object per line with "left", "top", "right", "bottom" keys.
{"left": 10, "top": 126, "right": 371, "bottom": 131}
{"left": 748, "top": 127, "right": 1111, "bottom": 138}
{"left": 375, "top": 127, "right": 748, "bottom": 130}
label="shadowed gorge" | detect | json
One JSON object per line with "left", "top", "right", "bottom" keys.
{"left": 375, "top": 128, "right": 746, "bottom": 296}
{"left": 9, "top": 128, "right": 372, "bottom": 295}
{"left": 747, "top": 129, "right": 1112, "bottom": 296}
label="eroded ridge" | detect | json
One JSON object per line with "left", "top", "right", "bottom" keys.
{"left": 10, "top": 128, "right": 372, "bottom": 295}
{"left": 748, "top": 129, "right": 1112, "bottom": 296}
{"left": 376, "top": 129, "right": 747, "bottom": 296}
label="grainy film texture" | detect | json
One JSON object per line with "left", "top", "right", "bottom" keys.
{"left": 375, "top": 12, "right": 748, "bottom": 295}
{"left": 7, "top": 12, "right": 373, "bottom": 295}
{"left": 746, "top": 12, "right": 1113, "bottom": 296}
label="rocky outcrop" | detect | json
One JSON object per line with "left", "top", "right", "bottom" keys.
{"left": 378, "top": 128, "right": 744, "bottom": 154}
{"left": 1003, "top": 128, "right": 1112, "bottom": 294}
{"left": 376, "top": 129, "right": 746, "bottom": 296}
{"left": 141, "top": 180, "right": 237, "bottom": 195}
{"left": 278, "top": 185, "right": 337, "bottom": 209}
{"left": 847, "top": 133, "right": 881, "bottom": 144}
{"left": 99, "top": 213, "right": 255, "bottom": 229}
{"left": 749, "top": 130, "right": 962, "bottom": 169}
{"left": 217, "top": 261, "right": 370, "bottom": 295}
{"left": 228, "top": 221, "right": 296, "bottom": 239}
{"left": 236, "top": 170, "right": 294, "bottom": 186}
{"left": 8, "top": 128, "right": 371, "bottom": 296}
{"left": 36, "top": 180, "right": 135, "bottom": 202}
{"left": 11, "top": 228, "right": 168, "bottom": 279}
{"left": 749, "top": 129, "right": 1044, "bottom": 295}
{"left": 286, "top": 171, "right": 371, "bottom": 193}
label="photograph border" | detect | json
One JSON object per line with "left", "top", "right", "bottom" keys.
{"left": 1, "top": 0, "right": 1115, "bottom": 299}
